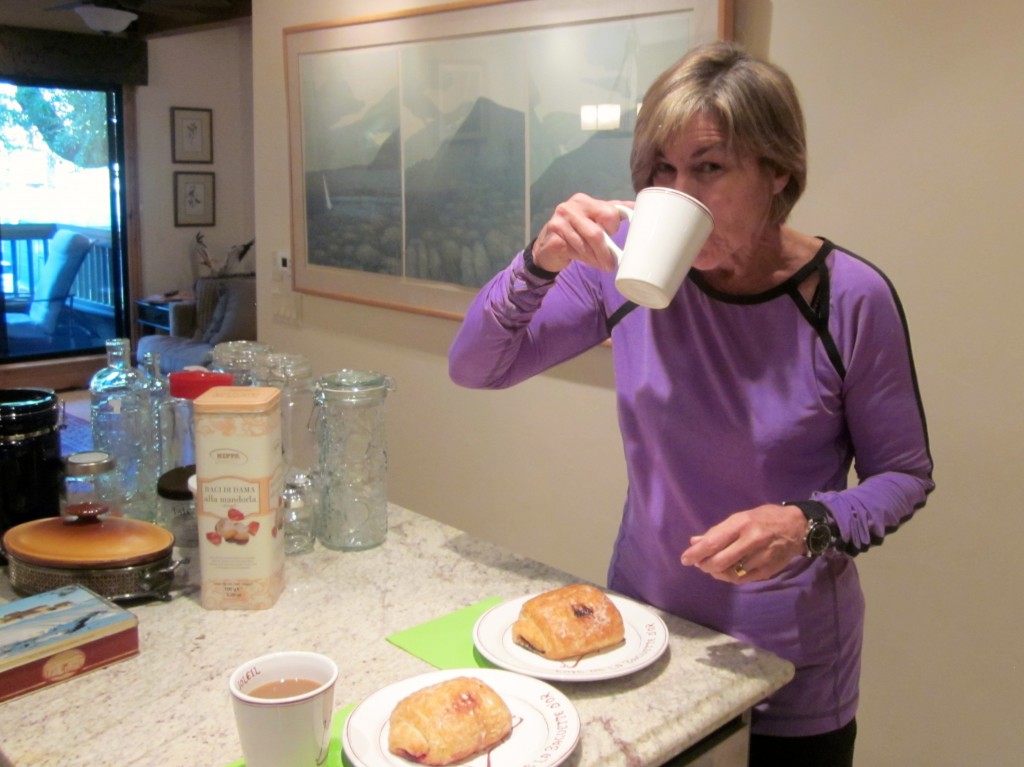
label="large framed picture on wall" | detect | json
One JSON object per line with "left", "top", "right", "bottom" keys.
{"left": 285, "top": 0, "right": 732, "bottom": 320}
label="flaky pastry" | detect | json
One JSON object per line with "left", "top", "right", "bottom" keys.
{"left": 387, "top": 676, "right": 513, "bottom": 765}
{"left": 512, "top": 583, "right": 625, "bottom": 660}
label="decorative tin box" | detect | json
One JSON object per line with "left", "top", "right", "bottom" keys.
{"left": 0, "top": 584, "right": 139, "bottom": 703}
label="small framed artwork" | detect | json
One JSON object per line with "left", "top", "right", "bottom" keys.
{"left": 171, "top": 107, "right": 213, "bottom": 163}
{"left": 174, "top": 172, "right": 215, "bottom": 226}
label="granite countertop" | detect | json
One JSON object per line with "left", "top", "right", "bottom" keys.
{"left": 0, "top": 504, "right": 793, "bottom": 767}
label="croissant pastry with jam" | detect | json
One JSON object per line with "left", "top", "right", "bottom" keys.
{"left": 512, "top": 583, "right": 625, "bottom": 660}
{"left": 388, "top": 676, "right": 513, "bottom": 765}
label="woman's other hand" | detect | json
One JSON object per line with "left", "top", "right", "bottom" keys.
{"left": 531, "top": 193, "right": 633, "bottom": 273}
{"left": 680, "top": 503, "right": 808, "bottom": 583}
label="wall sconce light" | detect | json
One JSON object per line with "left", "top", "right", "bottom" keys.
{"left": 74, "top": 5, "right": 138, "bottom": 34}
{"left": 580, "top": 105, "right": 598, "bottom": 131}
{"left": 596, "top": 104, "right": 621, "bottom": 130}
{"left": 580, "top": 104, "right": 622, "bottom": 132}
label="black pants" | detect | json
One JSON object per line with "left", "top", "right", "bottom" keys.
{"left": 748, "top": 718, "right": 857, "bottom": 767}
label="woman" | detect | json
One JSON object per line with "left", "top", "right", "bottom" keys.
{"left": 449, "top": 41, "right": 934, "bottom": 766}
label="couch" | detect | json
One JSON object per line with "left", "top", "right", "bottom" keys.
{"left": 137, "top": 274, "right": 255, "bottom": 373}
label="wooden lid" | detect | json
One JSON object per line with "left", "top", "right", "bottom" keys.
{"left": 193, "top": 385, "right": 281, "bottom": 414}
{"left": 2, "top": 513, "right": 174, "bottom": 569}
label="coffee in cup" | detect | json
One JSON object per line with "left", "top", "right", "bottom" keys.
{"left": 230, "top": 651, "right": 338, "bottom": 767}
{"left": 249, "top": 677, "right": 322, "bottom": 699}
{"left": 604, "top": 187, "right": 714, "bottom": 309}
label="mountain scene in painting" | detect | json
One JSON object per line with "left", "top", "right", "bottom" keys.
{"left": 305, "top": 96, "right": 634, "bottom": 289}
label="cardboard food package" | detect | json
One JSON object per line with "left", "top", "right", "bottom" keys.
{"left": 194, "top": 386, "right": 285, "bottom": 610}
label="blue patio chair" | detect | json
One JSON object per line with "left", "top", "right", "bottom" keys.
{"left": 4, "top": 229, "right": 94, "bottom": 355}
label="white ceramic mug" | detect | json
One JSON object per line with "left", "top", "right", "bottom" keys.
{"left": 230, "top": 651, "right": 338, "bottom": 767}
{"left": 604, "top": 187, "right": 714, "bottom": 309}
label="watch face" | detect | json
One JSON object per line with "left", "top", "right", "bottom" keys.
{"left": 807, "top": 522, "right": 833, "bottom": 556}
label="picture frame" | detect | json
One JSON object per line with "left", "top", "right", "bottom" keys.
{"left": 174, "top": 172, "right": 216, "bottom": 227}
{"left": 285, "top": 0, "right": 731, "bottom": 320}
{"left": 171, "top": 107, "right": 213, "bottom": 163}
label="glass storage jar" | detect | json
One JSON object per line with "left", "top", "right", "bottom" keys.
{"left": 313, "top": 370, "right": 395, "bottom": 551}
{"left": 157, "top": 370, "right": 233, "bottom": 475}
{"left": 209, "top": 340, "right": 273, "bottom": 385}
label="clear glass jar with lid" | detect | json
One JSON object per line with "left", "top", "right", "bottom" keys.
{"left": 314, "top": 369, "right": 395, "bottom": 551}
{"left": 157, "top": 370, "right": 233, "bottom": 475}
{"left": 62, "top": 450, "right": 119, "bottom": 518}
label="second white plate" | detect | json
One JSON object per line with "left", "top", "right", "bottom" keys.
{"left": 342, "top": 668, "right": 580, "bottom": 767}
{"left": 473, "top": 592, "right": 669, "bottom": 681}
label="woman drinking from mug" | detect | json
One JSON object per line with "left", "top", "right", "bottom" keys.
{"left": 448, "top": 41, "right": 934, "bottom": 766}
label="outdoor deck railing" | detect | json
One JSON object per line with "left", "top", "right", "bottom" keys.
{"left": 1, "top": 222, "right": 116, "bottom": 315}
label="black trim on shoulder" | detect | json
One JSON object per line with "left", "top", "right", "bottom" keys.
{"left": 786, "top": 245, "right": 848, "bottom": 380}
{"left": 686, "top": 243, "right": 828, "bottom": 305}
{"left": 606, "top": 300, "right": 639, "bottom": 333}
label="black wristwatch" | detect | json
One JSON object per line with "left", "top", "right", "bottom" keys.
{"left": 783, "top": 500, "right": 837, "bottom": 558}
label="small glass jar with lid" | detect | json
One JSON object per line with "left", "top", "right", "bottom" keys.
{"left": 62, "top": 450, "right": 119, "bottom": 518}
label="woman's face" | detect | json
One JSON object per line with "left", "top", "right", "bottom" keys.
{"left": 649, "top": 113, "right": 788, "bottom": 268}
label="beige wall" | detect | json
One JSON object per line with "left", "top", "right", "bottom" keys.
{"left": 135, "top": 21, "right": 254, "bottom": 297}
{"left": 243, "top": 1, "right": 1023, "bottom": 763}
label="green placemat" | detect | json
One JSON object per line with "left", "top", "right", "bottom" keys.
{"left": 227, "top": 702, "right": 356, "bottom": 767}
{"left": 386, "top": 597, "right": 502, "bottom": 669}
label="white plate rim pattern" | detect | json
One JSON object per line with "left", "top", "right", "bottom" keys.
{"left": 472, "top": 592, "right": 669, "bottom": 682}
{"left": 342, "top": 667, "right": 581, "bottom": 767}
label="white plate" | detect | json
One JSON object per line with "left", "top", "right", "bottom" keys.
{"left": 342, "top": 668, "right": 580, "bottom": 767}
{"left": 473, "top": 592, "right": 669, "bottom": 682}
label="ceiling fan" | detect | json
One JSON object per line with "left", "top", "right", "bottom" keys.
{"left": 47, "top": 1, "right": 244, "bottom": 35}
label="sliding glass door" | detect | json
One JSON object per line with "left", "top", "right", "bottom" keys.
{"left": 0, "top": 81, "right": 131, "bottom": 363}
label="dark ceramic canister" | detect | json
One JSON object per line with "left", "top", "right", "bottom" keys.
{"left": 0, "top": 388, "right": 64, "bottom": 547}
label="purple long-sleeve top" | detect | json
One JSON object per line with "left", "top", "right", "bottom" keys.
{"left": 448, "top": 236, "right": 934, "bottom": 737}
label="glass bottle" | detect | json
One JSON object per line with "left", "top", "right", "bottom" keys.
{"left": 137, "top": 351, "right": 167, "bottom": 517}
{"left": 314, "top": 369, "right": 395, "bottom": 551}
{"left": 89, "top": 338, "right": 148, "bottom": 519}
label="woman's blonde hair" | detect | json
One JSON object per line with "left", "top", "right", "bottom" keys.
{"left": 630, "top": 41, "right": 807, "bottom": 224}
